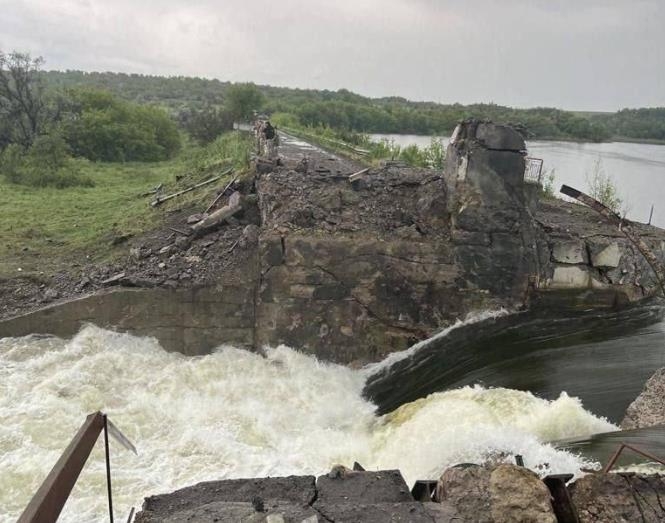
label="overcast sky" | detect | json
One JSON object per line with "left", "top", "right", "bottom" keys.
{"left": 1, "top": 0, "right": 663, "bottom": 111}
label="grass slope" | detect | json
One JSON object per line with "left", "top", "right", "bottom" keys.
{"left": 0, "top": 132, "right": 252, "bottom": 278}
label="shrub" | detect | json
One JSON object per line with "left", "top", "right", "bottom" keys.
{"left": 0, "top": 133, "right": 93, "bottom": 188}
{"left": 423, "top": 138, "right": 446, "bottom": 169}
{"left": 179, "top": 105, "right": 233, "bottom": 144}
{"left": 182, "top": 131, "right": 252, "bottom": 174}
{"left": 64, "top": 89, "right": 181, "bottom": 162}
{"left": 586, "top": 158, "right": 622, "bottom": 213}
{"left": 541, "top": 168, "right": 557, "bottom": 198}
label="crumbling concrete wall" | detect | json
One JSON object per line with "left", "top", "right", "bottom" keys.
{"left": 2, "top": 122, "right": 664, "bottom": 364}
{"left": 444, "top": 121, "right": 544, "bottom": 304}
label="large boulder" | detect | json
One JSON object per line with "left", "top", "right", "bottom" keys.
{"left": 621, "top": 367, "right": 665, "bottom": 429}
{"left": 569, "top": 472, "right": 665, "bottom": 523}
{"left": 435, "top": 464, "right": 556, "bottom": 522}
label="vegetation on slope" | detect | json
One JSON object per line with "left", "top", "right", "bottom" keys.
{"left": 0, "top": 131, "right": 252, "bottom": 276}
{"left": 41, "top": 70, "right": 665, "bottom": 144}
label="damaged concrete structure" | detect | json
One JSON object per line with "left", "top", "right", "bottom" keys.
{"left": 1, "top": 120, "right": 664, "bottom": 364}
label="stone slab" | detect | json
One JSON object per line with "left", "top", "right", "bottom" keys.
{"left": 314, "top": 502, "right": 438, "bottom": 522}
{"left": 315, "top": 469, "right": 413, "bottom": 505}
{"left": 139, "top": 476, "right": 316, "bottom": 517}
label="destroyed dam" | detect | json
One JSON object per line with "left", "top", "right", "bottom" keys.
{"left": 2, "top": 121, "right": 665, "bottom": 522}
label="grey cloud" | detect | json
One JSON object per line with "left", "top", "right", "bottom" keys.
{"left": 0, "top": 0, "right": 663, "bottom": 110}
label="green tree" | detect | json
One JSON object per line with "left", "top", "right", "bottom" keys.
{"left": 179, "top": 105, "right": 233, "bottom": 144}
{"left": 64, "top": 88, "right": 181, "bottom": 161}
{"left": 226, "top": 83, "right": 264, "bottom": 123}
{"left": 0, "top": 51, "right": 47, "bottom": 148}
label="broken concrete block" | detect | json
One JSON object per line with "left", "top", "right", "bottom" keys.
{"left": 590, "top": 242, "right": 621, "bottom": 269}
{"left": 315, "top": 469, "right": 413, "bottom": 505}
{"left": 474, "top": 122, "right": 526, "bottom": 151}
{"left": 552, "top": 241, "right": 587, "bottom": 264}
{"left": 550, "top": 266, "right": 591, "bottom": 288}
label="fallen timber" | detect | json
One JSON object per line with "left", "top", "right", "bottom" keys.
{"left": 150, "top": 167, "right": 233, "bottom": 207}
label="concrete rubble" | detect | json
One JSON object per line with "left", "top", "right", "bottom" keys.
{"left": 2, "top": 120, "right": 665, "bottom": 364}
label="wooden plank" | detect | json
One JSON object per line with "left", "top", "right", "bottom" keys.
{"left": 348, "top": 167, "right": 370, "bottom": 182}
{"left": 191, "top": 203, "right": 243, "bottom": 235}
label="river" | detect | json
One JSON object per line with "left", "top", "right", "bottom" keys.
{"left": 2, "top": 312, "right": 664, "bottom": 522}
{"left": 371, "top": 134, "right": 665, "bottom": 228}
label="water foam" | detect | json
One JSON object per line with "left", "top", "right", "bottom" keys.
{"left": 1, "top": 325, "right": 614, "bottom": 522}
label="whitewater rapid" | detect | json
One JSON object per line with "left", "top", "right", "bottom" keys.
{"left": 1, "top": 325, "right": 616, "bottom": 522}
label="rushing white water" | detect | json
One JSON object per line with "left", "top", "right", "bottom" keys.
{"left": 0, "top": 325, "right": 616, "bottom": 522}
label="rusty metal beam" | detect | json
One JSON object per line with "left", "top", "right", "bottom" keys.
{"left": 560, "top": 184, "right": 665, "bottom": 298}
{"left": 603, "top": 442, "right": 665, "bottom": 473}
{"left": 18, "top": 412, "right": 105, "bottom": 523}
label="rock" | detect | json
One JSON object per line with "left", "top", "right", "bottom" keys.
{"left": 488, "top": 465, "right": 555, "bottom": 523}
{"left": 552, "top": 240, "right": 587, "bottom": 264}
{"left": 569, "top": 472, "right": 665, "bottom": 523}
{"left": 436, "top": 465, "right": 492, "bottom": 522}
{"left": 43, "top": 288, "right": 59, "bottom": 301}
{"left": 159, "top": 245, "right": 173, "bottom": 255}
{"left": 130, "top": 247, "right": 150, "bottom": 260}
{"left": 590, "top": 242, "right": 622, "bottom": 269}
{"left": 185, "top": 256, "right": 201, "bottom": 264}
{"left": 242, "top": 224, "right": 261, "bottom": 247}
{"left": 174, "top": 236, "right": 191, "bottom": 251}
{"left": 228, "top": 191, "right": 242, "bottom": 207}
{"left": 158, "top": 262, "right": 166, "bottom": 269}
{"left": 186, "top": 213, "right": 204, "bottom": 224}
{"left": 295, "top": 157, "right": 308, "bottom": 173}
{"left": 436, "top": 464, "right": 555, "bottom": 523}
{"left": 621, "top": 367, "right": 665, "bottom": 429}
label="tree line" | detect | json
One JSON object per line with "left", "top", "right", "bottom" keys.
{"left": 41, "top": 70, "right": 665, "bottom": 143}
{"left": 4, "top": 51, "right": 665, "bottom": 189}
